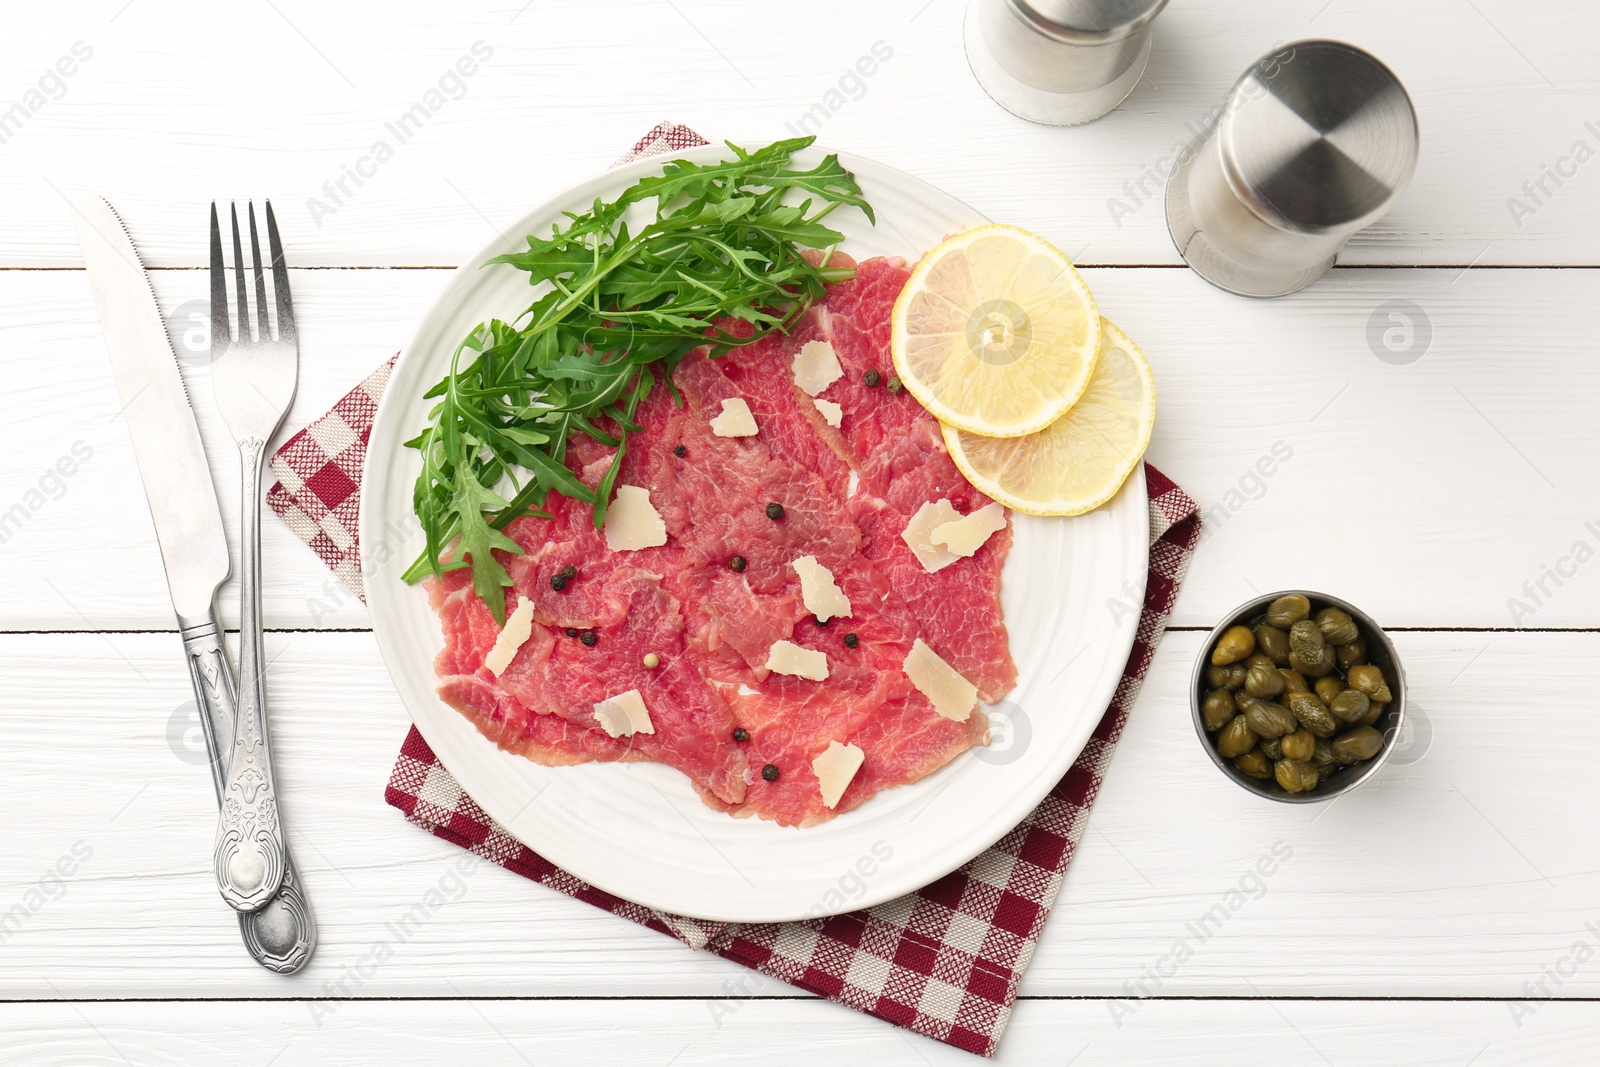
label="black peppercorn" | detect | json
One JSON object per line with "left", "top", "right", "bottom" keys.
{"left": 729, "top": 555, "right": 747, "bottom": 572}
{"left": 580, "top": 631, "right": 598, "bottom": 647}
{"left": 844, "top": 632, "right": 859, "bottom": 648}
{"left": 863, "top": 369, "right": 881, "bottom": 388}
{"left": 733, "top": 727, "right": 750, "bottom": 743}
{"left": 761, "top": 763, "right": 780, "bottom": 782}
{"left": 550, "top": 574, "right": 568, "bottom": 592}
{"left": 765, "top": 502, "right": 784, "bottom": 520}
{"left": 561, "top": 565, "right": 577, "bottom": 580}
{"left": 565, "top": 627, "right": 578, "bottom": 638}
{"left": 886, "top": 375, "right": 904, "bottom": 395}
{"left": 673, "top": 444, "right": 687, "bottom": 458}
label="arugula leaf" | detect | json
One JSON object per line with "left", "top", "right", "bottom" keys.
{"left": 402, "top": 137, "right": 874, "bottom": 620}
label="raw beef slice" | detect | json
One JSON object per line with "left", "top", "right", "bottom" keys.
{"left": 427, "top": 256, "right": 1016, "bottom": 826}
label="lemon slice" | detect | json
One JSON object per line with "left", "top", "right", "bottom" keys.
{"left": 944, "top": 318, "right": 1155, "bottom": 516}
{"left": 891, "top": 224, "right": 1100, "bottom": 438}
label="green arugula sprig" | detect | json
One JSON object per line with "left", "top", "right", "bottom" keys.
{"left": 402, "top": 137, "right": 874, "bottom": 621}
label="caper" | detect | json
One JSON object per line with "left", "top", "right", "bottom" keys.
{"left": 1254, "top": 624, "right": 1291, "bottom": 666}
{"left": 1313, "top": 676, "right": 1345, "bottom": 705}
{"left": 1244, "top": 651, "right": 1277, "bottom": 672}
{"left": 1243, "top": 701, "right": 1297, "bottom": 739}
{"left": 1286, "top": 691, "right": 1338, "bottom": 738}
{"left": 1284, "top": 690, "right": 1324, "bottom": 718}
{"left": 1289, "top": 641, "right": 1337, "bottom": 679}
{"left": 1244, "top": 664, "right": 1287, "bottom": 699}
{"left": 1202, "top": 689, "right": 1236, "bottom": 732}
{"left": 1281, "top": 729, "right": 1316, "bottom": 762}
{"left": 1205, "top": 664, "right": 1231, "bottom": 689}
{"left": 1211, "top": 625, "right": 1256, "bottom": 666}
{"left": 1266, "top": 594, "right": 1312, "bottom": 629}
{"left": 1278, "top": 669, "right": 1309, "bottom": 693}
{"left": 1357, "top": 698, "right": 1387, "bottom": 727}
{"left": 1233, "top": 690, "right": 1262, "bottom": 713}
{"left": 1311, "top": 737, "right": 1337, "bottom": 769}
{"left": 1217, "top": 715, "right": 1258, "bottom": 758}
{"left": 1224, "top": 664, "right": 1248, "bottom": 690}
{"left": 1314, "top": 607, "right": 1360, "bottom": 646}
{"left": 1234, "top": 751, "right": 1272, "bottom": 779}
{"left": 1275, "top": 758, "right": 1320, "bottom": 793}
{"left": 1288, "top": 619, "right": 1326, "bottom": 662}
{"left": 1347, "top": 664, "right": 1393, "bottom": 703}
{"left": 1332, "top": 726, "right": 1384, "bottom": 763}
{"left": 1330, "top": 689, "right": 1371, "bottom": 724}
{"left": 1259, "top": 735, "right": 1285, "bottom": 761}
{"left": 1336, "top": 638, "right": 1368, "bottom": 670}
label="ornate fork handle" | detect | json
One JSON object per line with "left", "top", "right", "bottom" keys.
{"left": 213, "top": 437, "right": 288, "bottom": 912}
{"left": 181, "top": 614, "right": 314, "bottom": 971}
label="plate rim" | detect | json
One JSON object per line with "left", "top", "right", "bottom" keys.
{"left": 361, "top": 142, "right": 1151, "bottom": 922}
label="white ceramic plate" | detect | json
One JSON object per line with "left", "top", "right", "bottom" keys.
{"left": 362, "top": 144, "right": 1150, "bottom": 923}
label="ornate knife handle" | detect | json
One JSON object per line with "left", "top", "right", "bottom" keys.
{"left": 237, "top": 857, "right": 315, "bottom": 974}
{"left": 182, "top": 616, "right": 315, "bottom": 971}
{"left": 213, "top": 439, "right": 288, "bottom": 912}
{"left": 181, "top": 620, "right": 235, "bottom": 771}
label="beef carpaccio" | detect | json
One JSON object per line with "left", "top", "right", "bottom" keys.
{"left": 427, "top": 257, "right": 1017, "bottom": 827}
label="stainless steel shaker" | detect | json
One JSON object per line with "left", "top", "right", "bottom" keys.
{"left": 1165, "top": 40, "right": 1420, "bottom": 297}
{"left": 964, "top": 0, "right": 1170, "bottom": 126}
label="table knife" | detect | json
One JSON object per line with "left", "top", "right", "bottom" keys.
{"left": 69, "top": 194, "right": 315, "bottom": 972}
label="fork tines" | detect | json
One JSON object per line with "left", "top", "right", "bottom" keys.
{"left": 209, "top": 200, "right": 295, "bottom": 347}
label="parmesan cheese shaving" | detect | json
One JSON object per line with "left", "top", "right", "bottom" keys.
{"left": 709, "top": 397, "right": 759, "bottom": 437}
{"left": 813, "top": 740, "right": 865, "bottom": 809}
{"left": 603, "top": 485, "right": 668, "bottom": 551}
{"left": 765, "top": 639, "right": 829, "bottom": 681}
{"left": 930, "top": 502, "right": 1007, "bottom": 559}
{"left": 903, "top": 638, "right": 978, "bottom": 722}
{"left": 813, "top": 398, "right": 843, "bottom": 428}
{"left": 792, "top": 339, "right": 843, "bottom": 396}
{"left": 791, "top": 555, "right": 852, "bottom": 621}
{"left": 900, "top": 499, "right": 962, "bottom": 573}
{"left": 592, "top": 689, "right": 655, "bottom": 738}
{"left": 484, "top": 598, "right": 536, "bottom": 677}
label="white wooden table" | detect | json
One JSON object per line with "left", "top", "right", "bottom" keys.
{"left": 3, "top": 1, "right": 1598, "bottom": 1061}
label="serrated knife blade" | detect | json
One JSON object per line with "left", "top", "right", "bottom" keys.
{"left": 71, "top": 195, "right": 230, "bottom": 621}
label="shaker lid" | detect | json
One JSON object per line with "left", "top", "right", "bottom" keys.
{"left": 1011, "top": 0, "right": 1170, "bottom": 44}
{"left": 1223, "top": 40, "right": 1419, "bottom": 232}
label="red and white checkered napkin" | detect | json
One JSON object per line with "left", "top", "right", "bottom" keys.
{"left": 267, "top": 122, "right": 1202, "bottom": 1058}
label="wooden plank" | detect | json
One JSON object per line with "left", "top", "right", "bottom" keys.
{"left": 2, "top": 996, "right": 1596, "bottom": 1066}
{"left": 1, "top": 0, "right": 1596, "bottom": 268}
{"left": 1, "top": 629, "right": 1597, "bottom": 1001}
{"left": 1, "top": 266, "right": 1594, "bottom": 631}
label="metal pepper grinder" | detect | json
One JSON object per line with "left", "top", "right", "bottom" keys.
{"left": 1165, "top": 39, "right": 1420, "bottom": 297}
{"left": 964, "top": 0, "right": 1170, "bottom": 126}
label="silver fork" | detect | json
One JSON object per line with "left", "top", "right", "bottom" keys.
{"left": 210, "top": 201, "right": 297, "bottom": 912}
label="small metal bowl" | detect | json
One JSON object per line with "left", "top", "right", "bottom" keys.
{"left": 1190, "top": 590, "right": 1407, "bottom": 803}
